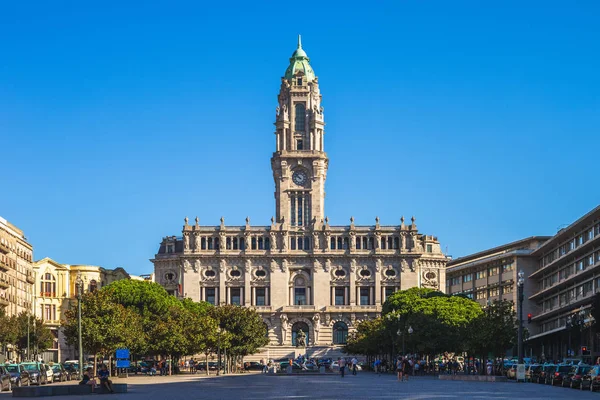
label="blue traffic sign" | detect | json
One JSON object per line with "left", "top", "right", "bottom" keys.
{"left": 116, "top": 360, "right": 130, "bottom": 368}
{"left": 116, "top": 349, "right": 130, "bottom": 359}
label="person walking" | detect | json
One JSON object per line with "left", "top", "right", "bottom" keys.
{"left": 397, "top": 358, "right": 403, "bottom": 382}
{"left": 351, "top": 357, "right": 358, "bottom": 376}
{"left": 402, "top": 357, "right": 411, "bottom": 381}
{"left": 339, "top": 358, "right": 346, "bottom": 378}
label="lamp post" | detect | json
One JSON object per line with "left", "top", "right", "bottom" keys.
{"left": 75, "top": 273, "right": 84, "bottom": 379}
{"left": 27, "top": 313, "right": 30, "bottom": 361}
{"left": 407, "top": 326, "right": 414, "bottom": 356}
{"left": 216, "top": 326, "right": 222, "bottom": 376}
{"left": 517, "top": 270, "right": 525, "bottom": 364}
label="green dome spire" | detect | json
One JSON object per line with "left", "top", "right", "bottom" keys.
{"left": 284, "top": 35, "right": 315, "bottom": 82}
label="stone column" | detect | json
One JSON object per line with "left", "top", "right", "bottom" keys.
{"left": 244, "top": 261, "right": 251, "bottom": 305}
{"left": 349, "top": 261, "right": 356, "bottom": 306}
{"left": 375, "top": 261, "right": 382, "bottom": 305}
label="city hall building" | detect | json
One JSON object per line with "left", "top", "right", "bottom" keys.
{"left": 151, "top": 38, "right": 448, "bottom": 358}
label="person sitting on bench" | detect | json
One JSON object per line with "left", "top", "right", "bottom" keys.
{"left": 98, "top": 364, "right": 114, "bottom": 393}
{"left": 79, "top": 367, "right": 97, "bottom": 390}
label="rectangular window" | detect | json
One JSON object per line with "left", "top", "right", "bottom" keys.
{"left": 360, "top": 287, "right": 370, "bottom": 305}
{"left": 297, "top": 139, "right": 303, "bottom": 150}
{"left": 476, "top": 271, "right": 487, "bottom": 279}
{"left": 488, "top": 267, "right": 499, "bottom": 276}
{"left": 502, "top": 263, "right": 514, "bottom": 273}
{"left": 44, "top": 304, "right": 52, "bottom": 320}
{"left": 577, "top": 260, "right": 585, "bottom": 272}
{"left": 502, "top": 285, "right": 513, "bottom": 294}
{"left": 426, "top": 244, "right": 432, "bottom": 253}
{"left": 206, "top": 288, "right": 216, "bottom": 305}
{"left": 295, "top": 288, "right": 306, "bottom": 305}
{"left": 230, "top": 288, "right": 241, "bottom": 305}
{"left": 335, "top": 287, "right": 346, "bottom": 305}
{"left": 256, "top": 288, "right": 266, "bottom": 306}
{"left": 463, "top": 274, "right": 472, "bottom": 283}
{"left": 291, "top": 196, "right": 296, "bottom": 226}
{"left": 476, "top": 290, "right": 486, "bottom": 300}
{"left": 385, "top": 287, "right": 395, "bottom": 300}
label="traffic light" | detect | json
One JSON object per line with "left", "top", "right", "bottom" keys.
{"left": 527, "top": 313, "right": 532, "bottom": 324}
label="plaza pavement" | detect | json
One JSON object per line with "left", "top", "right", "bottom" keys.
{"left": 0, "top": 372, "right": 597, "bottom": 399}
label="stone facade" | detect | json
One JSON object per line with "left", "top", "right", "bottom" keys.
{"left": 0, "top": 216, "right": 35, "bottom": 318}
{"left": 151, "top": 37, "right": 448, "bottom": 352}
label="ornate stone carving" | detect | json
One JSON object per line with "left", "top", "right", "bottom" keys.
{"left": 269, "top": 230, "right": 277, "bottom": 251}
{"left": 312, "top": 231, "right": 320, "bottom": 250}
{"left": 350, "top": 259, "right": 357, "bottom": 273}
{"left": 324, "top": 259, "right": 331, "bottom": 272}
{"left": 193, "top": 260, "right": 200, "bottom": 273}
{"left": 269, "top": 259, "right": 277, "bottom": 273}
{"left": 182, "top": 259, "right": 191, "bottom": 272}
{"left": 219, "top": 259, "right": 226, "bottom": 273}
{"left": 422, "top": 270, "right": 438, "bottom": 289}
{"left": 183, "top": 233, "right": 190, "bottom": 251}
{"left": 281, "top": 258, "right": 288, "bottom": 272}
{"left": 312, "top": 313, "right": 321, "bottom": 344}
{"left": 400, "top": 259, "right": 408, "bottom": 273}
{"left": 194, "top": 233, "right": 201, "bottom": 251}
{"left": 375, "top": 259, "right": 382, "bottom": 272}
{"left": 411, "top": 259, "right": 418, "bottom": 272}
{"left": 280, "top": 313, "right": 289, "bottom": 345}
{"left": 281, "top": 232, "right": 288, "bottom": 252}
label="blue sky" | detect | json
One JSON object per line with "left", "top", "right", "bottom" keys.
{"left": 1, "top": 1, "right": 598, "bottom": 275}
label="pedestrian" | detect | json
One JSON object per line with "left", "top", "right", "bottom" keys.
{"left": 402, "top": 357, "right": 410, "bottom": 381}
{"left": 374, "top": 358, "right": 381, "bottom": 376}
{"left": 351, "top": 357, "right": 358, "bottom": 375}
{"left": 98, "top": 364, "right": 114, "bottom": 393}
{"left": 189, "top": 359, "right": 195, "bottom": 374}
{"left": 339, "top": 358, "right": 346, "bottom": 378}
{"left": 396, "top": 358, "right": 403, "bottom": 382}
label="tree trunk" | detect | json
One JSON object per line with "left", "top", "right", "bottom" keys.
{"left": 205, "top": 353, "right": 209, "bottom": 376}
{"left": 169, "top": 354, "right": 172, "bottom": 376}
{"left": 93, "top": 354, "right": 97, "bottom": 379}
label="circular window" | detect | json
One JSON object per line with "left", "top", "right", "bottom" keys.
{"left": 231, "top": 269, "right": 241, "bottom": 277}
{"left": 335, "top": 269, "right": 346, "bottom": 277}
{"left": 385, "top": 269, "right": 396, "bottom": 277}
{"left": 426, "top": 271, "right": 436, "bottom": 280}
{"left": 205, "top": 270, "right": 216, "bottom": 277}
{"left": 360, "top": 269, "right": 371, "bottom": 277}
{"left": 256, "top": 269, "right": 267, "bottom": 277}
{"left": 165, "top": 272, "right": 175, "bottom": 281}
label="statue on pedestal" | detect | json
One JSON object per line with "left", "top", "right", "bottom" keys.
{"left": 295, "top": 329, "right": 306, "bottom": 347}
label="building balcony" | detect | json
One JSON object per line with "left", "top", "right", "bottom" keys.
{"left": 253, "top": 306, "right": 273, "bottom": 312}
{"left": 283, "top": 305, "right": 316, "bottom": 312}
{"left": 26, "top": 273, "right": 35, "bottom": 284}
{"left": 39, "top": 292, "right": 57, "bottom": 298}
{"left": 0, "top": 298, "right": 9, "bottom": 307}
{"left": 0, "top": 242, "right": 9, "bottom": 254}
{"left": 0, "top": 279, "right": 8, "bottom": 289}
{"left": 0, "top": 259, "right": 8, "bottom": 271}
{"left": 43, "top": 319, "right": 61, "bottom": 326}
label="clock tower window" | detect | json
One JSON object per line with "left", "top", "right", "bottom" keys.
{"left": 295, "top": 103, "right": 306, "bottom": 132}
{"left": 296, "top": 139, "right": 303, "bottom": 150}
{"left": 290, "top": 192, "right": 311, "bottom": 227}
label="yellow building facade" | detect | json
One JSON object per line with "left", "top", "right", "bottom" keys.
{"left": 32, "top": 257, "right": 144, "bottom": 362}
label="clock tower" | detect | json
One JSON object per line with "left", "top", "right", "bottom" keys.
{"left": 271, "top": 36, "right": 328, "bottom": 227}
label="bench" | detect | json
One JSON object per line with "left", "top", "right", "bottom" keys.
{"left": 12, "top": 383, "right": 128, "bottom": 397}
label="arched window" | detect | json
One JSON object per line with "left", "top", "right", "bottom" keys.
{"left": 201, "top": 237, "right": 207, "bottom": 250}
{"left": 292, "top": 321, "right": 309, "bottom": 346}
{"left": 295, "top": 103, "right": 306, "bottom": 131}
{"left": 40, "top": 273, "right": 56, "bottom": 297}
{"left": 89, "top": 280, "right": 98, "bottom": 292}
{"left": 337, "top": 237, "right": 342, "bottom": 250}
{"left": 333, "top": 321, "right": 348, "bottom": 344}
{"left": 356, "top": 237, "right": 361, "bottom": 250}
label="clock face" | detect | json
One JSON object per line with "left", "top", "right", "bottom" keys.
{"left": 292, "top": 170, "right": 308, "bottom": 185}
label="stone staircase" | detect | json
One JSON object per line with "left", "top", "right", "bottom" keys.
{"left": 245, "top": 345, "right": 352, "bottom": 362}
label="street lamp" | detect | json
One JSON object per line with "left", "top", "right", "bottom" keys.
{"left": 407, "top": 326, "right": 414, "bottom": 356}
{"left": 75, "top": 273, "right": 84, "bottom": 380}
{"left": 517, "top": 270, "right": 525, "bottom": 365}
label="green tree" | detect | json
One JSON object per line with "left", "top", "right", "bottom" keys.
{"left": 467, "top": 300, "right": 517, "bottom": 374}
{"left": 381, "top": 288, "right": 482, "bottom": 356}
{"left": 0, "top": 309, "right": 17, "bottom": 357}
{"left": 344, "top": 317, "right": 388, "bottom": 356}
{"left": 62, "top": 290, "right": 143, "bottom": 372}
{"left": 210, "top": 305, "right": 269, "bottom": 372}
{"left": 11, "top": 313, "right": 53, "bottom": 359}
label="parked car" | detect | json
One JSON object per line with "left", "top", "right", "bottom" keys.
{"left": 62, "top": 363, "right": 79, "bottom": 381}
{"left": 581, "top": 365, "right": 600, "bottom": 391}
{"left": 244, "top": 362, "right": 265, "bottom": 371}
{"left": 41, "top": 364, "right": 54, "bottom": 384}
{"left": 566, "top": 364, "right": 591, "bottom": 389}
{"left": 0, "top": 365, "right": 12, "bottom": 391}
{"left": 50, "top": 364, "right": 68, "bottom": 382}
{"left": 5, "top": 364, "right": 30, "bottom": 387}
{"left": 528, "top": 364, "right": 543, "bottom": 383}
{"left": 548, "top": 364, "right": 572, "bottom": 386}
{"left": 538, "top": 364, "right": 556, "bottom": 384}
{"left": 279, "top": 361, "right": 306, "bottom": 371}
{"left": 21, "top": 363, "right": 46, "bottom": 386}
